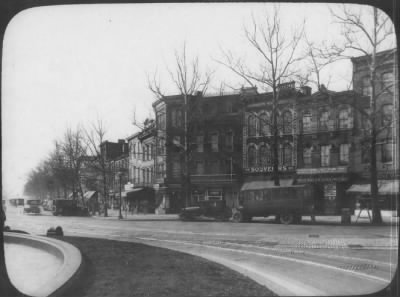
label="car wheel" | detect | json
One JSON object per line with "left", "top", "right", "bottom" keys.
{"left": 280, "top": 213, "right": 294, "bottom": 225}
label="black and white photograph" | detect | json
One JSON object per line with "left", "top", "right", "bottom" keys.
{"left": 1, "top": 1, "right": 398, "bottom": 296}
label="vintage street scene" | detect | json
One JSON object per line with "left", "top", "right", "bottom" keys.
{"left": 1, "top": 2, "right": 398, "bottom": 297}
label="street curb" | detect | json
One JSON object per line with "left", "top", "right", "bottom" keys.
{"left": 4, "top": 232, "right": 82, "bottom": 297}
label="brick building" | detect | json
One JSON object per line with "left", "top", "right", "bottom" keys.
{"left": 152, "top": 92, "right": 244, "bottom": 213}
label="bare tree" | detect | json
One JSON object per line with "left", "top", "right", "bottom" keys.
{"left": 84, "top": 119, "right": 111, "bottom": 217}
{"left": 61, "top": 127, "right": 87, "bottom": 205}
{"left": 217, "top": 7, "right": 305, "bottom": 186}
{"left": 148, "top": 42, "right": 213, "bottom": 207}
{"left": 330, "top": 5, "right": 396, "bottom": 224}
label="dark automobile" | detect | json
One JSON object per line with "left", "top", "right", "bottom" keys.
{"left": 179, "top": 199, "right": 232, "bottom": 221}
{"left": 23, "top": 199, "right": 41, "bottom": 214}
{"left": 52, "top": 199, "right": 89, "bottom": 216}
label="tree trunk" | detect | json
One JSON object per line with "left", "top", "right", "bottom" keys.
{"left": 272, "top": 86, "right": 280, "bottom": 186}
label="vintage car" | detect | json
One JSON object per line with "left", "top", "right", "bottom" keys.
{"left": 179, "top": 199, "right": 232, "bottom": 221}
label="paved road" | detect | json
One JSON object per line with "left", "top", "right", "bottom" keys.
{"left": 4, "top": 207, "right": 398, "bottom": 296}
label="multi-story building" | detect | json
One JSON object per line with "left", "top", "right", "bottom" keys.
{"left": 100, "top": 140, "right": 129, "bottom": 209}
{"left": 152, "top": 92, "right": 244, "bottom": 213}
{"left": 347, "top": 49, "right": 399, "bottom": 209}
{"left": 125, "top": 120, "right": 156, "bottom": 213}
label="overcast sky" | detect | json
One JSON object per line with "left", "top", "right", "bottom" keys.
{"left": 1, "top": 3, "right": 395, "bottom": 197}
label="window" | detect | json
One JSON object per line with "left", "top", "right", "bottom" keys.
{"left": 225, "top": 101, "right": 233, "bottom": 113}
{"left": 362, "top": 76, "right": 371, "bottom": 96}
{"left": 361, "top": 143, "right": 370, "bottom": 164}
{"left": 248, "top": 115, "right": 257, "bottom": 136}
{"left": 248, "top": 146, "right": 257, "bottom": 167}
{"left": 225, "top": 131, "right": 233, "bottom": 152}
{"left": 319, "top": 110, "right": 330, "bottom": 130}
{"left": 381, "top": 72, "right": 394, "bottom": 93}
{"left": 382, "top": 104, "right": 393, "bottom": 128}
{"left": 157, "top": 112, "right": 166, "bottom": 130}
{"left": 282, "top": 111, "right": 292, "bottom": 134}
{"left": 259, "top": 113, "right": 270, "bottom": 135}
{"left": 171, "top": 158, "right": 181, "bottom": 178}
{"left": 210, "top": 132, "right": 219, "bottom": 152}
{"left": 321, "top": 145, "right": 331, "bottom": 167}
{"left": 339, "top": 108, "right": 353, "bottom": 129}
{"left": 173, "top": 136, "right": 181, "bottom": 149}
{"left": 171, "top": 109, "right": 182, "bottom": 127}
{"left": 381, "top": 142, "right": 393, "bottom": 163}
{"left": 302, "top": 111, "right": 312, "bottom": 132}
{"left": 282, "top": 144, "right": 292, "bottom": 166}
{"left": 158, "top": 138, "right": 165, "bottom": 155}
{"left": 146, "top": 144, "right": 150, "bottom": 160}
{"left": 339, "top": 144, "right": 350, "bottom": 165}
{"left": 142, "top": 145, "right": 147, "bottom": 161}
{"left": 196, "top": 135, "right": 204, "bottom": 152}
{"left": 195, "top": 161, "right": 205, "bottom": 174}
{"left": 259, "top": 144, "right": 272, "bottom": 166}
{"left": 303, "top": 147, "right": 312, "bottom": 167}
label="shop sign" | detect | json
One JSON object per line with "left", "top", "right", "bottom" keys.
{"left": 297, "top": 167, "right": 348, "bottom": 175}
{"left": 245, "top": 166, "right": 295, "bottom": 173}
{"left": 208, "top": 189, "right": 222, "bottom": 196}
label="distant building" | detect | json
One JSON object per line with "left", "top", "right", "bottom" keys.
{"left": 125, "top": 120, "right": 156, "bottom": 214}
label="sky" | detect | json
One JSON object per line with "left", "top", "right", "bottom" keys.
{"left": 1, "top": 3, "right": 396, "bottom": 197}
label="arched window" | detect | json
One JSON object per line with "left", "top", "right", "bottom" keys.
{"left": 339, "top": 107, "right": 353, "bottom": 129}
{"left": 248, "top": 146, "right": 257, "bottom": 167}
{"left": 282, "top": 143, "right": 292, "bottom": 166}
{"left": 259, "top": 113, "right": 270, "bottom": 136}
{"left": 282, "top": 111, "right": 292, "bottom": 134}
{"left": 259, "top": 144, "right": 272, "bottom": 166}
{"left": 248, "top": 115, "right": 257, "bottom": 136}
{"left": 302, "top": 110, "right": 312, "bottom": 132}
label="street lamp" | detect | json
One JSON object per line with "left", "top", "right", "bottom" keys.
{"left": 117, "top": 171, "right": 124, "bottom": 220}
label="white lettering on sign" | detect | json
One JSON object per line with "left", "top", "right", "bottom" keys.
{"left": 245, "top": 166, "right": 295, "bottom": 173}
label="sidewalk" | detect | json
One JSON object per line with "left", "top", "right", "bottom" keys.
{"left": 92, "top": 208, "right": 179, "bottom": 221}
{"left": 93, "top": 208, "right": 398, "bottom": 225}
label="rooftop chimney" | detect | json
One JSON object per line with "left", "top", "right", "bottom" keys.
{"left": 240, "top": 86, "right": 258, "bottom": 95}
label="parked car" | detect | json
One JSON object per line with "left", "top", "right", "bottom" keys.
{"left": 179, "top": 199, "right": 232, "bottom": 221}
{"left": 23, "top": 198, "right": 41, "bottom": 214}
{"left": 52, "top": 199, "right": 89, "bottom": 216}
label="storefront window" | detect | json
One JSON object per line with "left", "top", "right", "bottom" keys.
{"left": 340, "top": 143, "right": 350, "bottom": 165}
{"left": 361, "top": 144, "right": 370, "bottom": 164}
{"left": 321, "top": 145, "right": 331, "bottom": 167}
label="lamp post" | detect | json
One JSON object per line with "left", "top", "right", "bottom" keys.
{"left": 118, "top": 171, "right": 123, "bottom": 220}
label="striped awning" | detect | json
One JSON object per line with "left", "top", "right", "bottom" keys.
{"left": 347, "top": 180, "right": 399, "bottom": 195}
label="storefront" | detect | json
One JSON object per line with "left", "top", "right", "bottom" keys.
{"left": 347, "top": 180, "right": 399, "bottom": 211}
{"left": 296, "top": 167, "right": 353, "bottom": 214}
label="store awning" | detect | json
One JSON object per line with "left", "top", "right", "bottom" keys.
{"left": 122, "top": 188, "right": 143, "bottom": 198}
{"left": 241, "top": 179, "right": 294, "bottom": 191}
{"left": 347, "top": 180, "right": 399, "bottom": 195}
